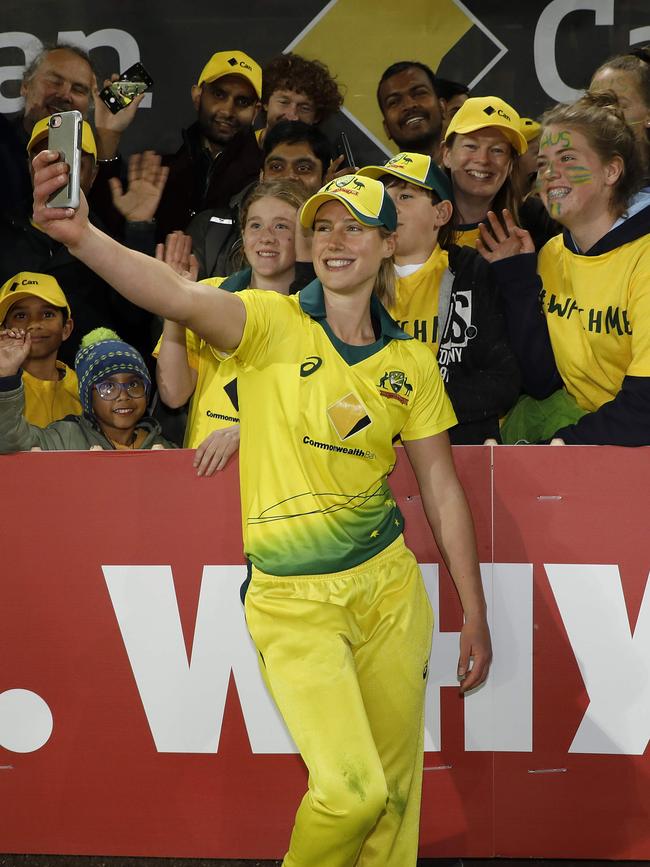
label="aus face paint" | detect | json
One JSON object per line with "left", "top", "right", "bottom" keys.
{"left": 536, "top": 125, "right": 617, "bottom": 229}
{"left": 564, "top": 165, "right": 593, "bottom": 185}
{"left": 539, "top": 128, "right": 572, "bottom": 151}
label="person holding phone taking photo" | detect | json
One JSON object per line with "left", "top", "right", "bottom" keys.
{"left": 32, "top": 154, "right": 491, "bottom": 866}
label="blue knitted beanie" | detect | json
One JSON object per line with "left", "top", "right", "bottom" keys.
{"left": 75, "top": 328, "right": 151, "bottom": 416}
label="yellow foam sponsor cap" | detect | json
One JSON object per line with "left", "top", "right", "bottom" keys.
{"left": 197, "top": 50, "right": 262, "bottom": 99}
{"left": 520, "top": 117, "right": 542, "bottom": 142}
{"left": 0, "top": 272, "right": 71, "bottom": 323}
{"left": 445, "top": 96, "right": 528, "bottom": 154}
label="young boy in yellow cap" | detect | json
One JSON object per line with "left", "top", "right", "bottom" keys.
{"left": 0, "top": 271, "right": 80, "bottom": 426}
{"left": 357, "top": 153, "right": 520, "bottom": 443}
{"left": 0, "top": 327, "right": 173, "bottom": 451}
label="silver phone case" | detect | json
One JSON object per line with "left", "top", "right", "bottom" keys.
{"left": 46, "top": 110, "right": 82, "bottom": 209}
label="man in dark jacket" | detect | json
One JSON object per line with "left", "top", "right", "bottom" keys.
{"left": 155, "top": 50, "right": 263, "bottom": 239}
{"left": 92, "top": 50, "right": 263, "bottom": 241}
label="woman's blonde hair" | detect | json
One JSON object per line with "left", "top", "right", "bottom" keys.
{"left": 235, "top": 179, "right": 309, "bottom": 270}
{"left": 239, "top": 178, "right": 309, "bottom": 226}
{"left": 373, "top": 227, "right": 396, "bottom": 309}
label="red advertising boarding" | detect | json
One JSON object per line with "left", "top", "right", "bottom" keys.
{"left": 0, "top": 447, "right": 648, "bottom": 859}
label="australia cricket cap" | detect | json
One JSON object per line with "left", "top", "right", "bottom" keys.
{"left": 197, "top": 50, "right": 262, "bottom": 99}
{"left": 0, "top": 272, "right": 71, "bottom": 323}
{"left": 357, "top": 152, "right": 453, "bottom": 202}
{"left": 27, "top": 115, "right": 97, "bottom": 160}
{"left": 300, "top": 175, "right": 397, "bottom": 231}
{"left": 520, "top": 117, "right": 542, "bottom": 143}
{"left": 445, "top": 96, "right": 528, "bottom": 154}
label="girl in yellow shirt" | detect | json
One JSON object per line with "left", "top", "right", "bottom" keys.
{"left": 154, "top": 179, "right": 308, "bottom": 474}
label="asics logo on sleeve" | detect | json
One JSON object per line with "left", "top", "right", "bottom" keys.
{"left": 300, "top": 356, "right": 323, "bottom": 377}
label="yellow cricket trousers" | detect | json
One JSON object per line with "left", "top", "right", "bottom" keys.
{"left": 244, "top": 535, "right": 433, "bottom": 867}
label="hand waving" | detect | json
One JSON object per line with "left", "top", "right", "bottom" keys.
{"left": 109, "top": 151, "right": 169, "bottom": 223}
{"left": 476, "top": 209, "right": 535, "bottom": 263}
{"left": 155, "top": 231, "right": 199, "bottom": 281}
{"left": 0, "top": 329, "right": 32, "bottom": 377}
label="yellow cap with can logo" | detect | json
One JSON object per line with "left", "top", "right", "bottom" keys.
{"left": 520, "top": 117, "right": 542, "bottom": 143}
{"left": 0, "top": 272, "right": 71, "bottom": 323}
{"left": 445, "top": 96, "right": 528, "bottom": 154}
{"left": 197, "top": 50, "right": 262, "bottom": 99}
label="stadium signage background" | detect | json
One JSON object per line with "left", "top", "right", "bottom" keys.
{"left": 1, "top": 1, "right": 648, "bottom": 160}
{"left": 1, "top": 447, "right": 648, "bottom": 859}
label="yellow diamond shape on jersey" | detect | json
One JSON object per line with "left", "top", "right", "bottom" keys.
{"left": 327, "top": 392, "right": 372, "bottom": 441}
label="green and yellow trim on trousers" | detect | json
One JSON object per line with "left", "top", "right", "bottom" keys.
{"left": 245, "top": 535, "right": 433, "bottom": 867}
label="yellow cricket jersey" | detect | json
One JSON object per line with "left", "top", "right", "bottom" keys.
{"left": 153, "top": 274, "right": 245, "bottom": 449}
{"left": 231, "top": 281, "right": 457, "bottom": 576}
{"left": 538, "top": 232, "right": 650, "bottom": 412}
{"left": 22, "top": 362, "right": 80, "bottom": 427}
{"left": 389, "top": 247, "right": 449, "bottom": 353}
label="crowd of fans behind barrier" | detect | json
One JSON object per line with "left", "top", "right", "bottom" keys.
{"left": 0, "top": 40, "right": 649, "bottom": 463}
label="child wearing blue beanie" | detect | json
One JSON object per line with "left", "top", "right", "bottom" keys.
{"left": 0, "top": 328, "right": 174, "bottom": 451}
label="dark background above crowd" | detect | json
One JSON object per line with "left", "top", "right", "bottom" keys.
{"left": 1, "top": 0, "right": 648, "bottom": 166}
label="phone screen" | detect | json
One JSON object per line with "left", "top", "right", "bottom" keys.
{"left": 100, "top": 62, "right": 153, "bottom": 114}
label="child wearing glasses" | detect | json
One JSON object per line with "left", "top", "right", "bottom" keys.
{"left": 0, "top": 327, "right": 174, "bottom": 451}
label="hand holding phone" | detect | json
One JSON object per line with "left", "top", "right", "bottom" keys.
{"left": 99, "top": 62, "right": 153, "bottom": 114}
{"left": 46, "top": 110, "right": 82, "bottom": 209}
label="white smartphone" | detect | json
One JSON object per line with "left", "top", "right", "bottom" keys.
{"left": 46, "top": 110, "right": 82, "bottom": 209}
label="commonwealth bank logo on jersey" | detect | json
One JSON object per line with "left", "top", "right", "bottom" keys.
{"left": 327, "top": 392, "right": 372, "bottom": 440}
{"left": 378, "top": 370, "right": 412, "bottom": 405}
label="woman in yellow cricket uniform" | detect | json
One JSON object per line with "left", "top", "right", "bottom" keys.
{"left": 479, "top": 91, "right": 650, "bottom": 445}
{"left": 32, "top": 158, "right": 493, "bottom": 866}
{"left": 154, "top": 180, "right": 308, "bottom": 474}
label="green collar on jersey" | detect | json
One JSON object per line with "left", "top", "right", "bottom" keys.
{"left": 299, "top": 278, "right": 410, "bottom": 339}
{"left": 220, "top": 267, "right": 252, "bottom": 293}
{"left": 298, "top": 278, "right": 411, "bottom": 364}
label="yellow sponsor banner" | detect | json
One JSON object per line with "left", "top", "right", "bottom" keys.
{"left": 288, "top": 0, "right": 473, "bottom": 152}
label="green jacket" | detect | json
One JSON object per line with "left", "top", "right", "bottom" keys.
{"left": 0, "top": 382, "right": 175, "bottom": 452}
